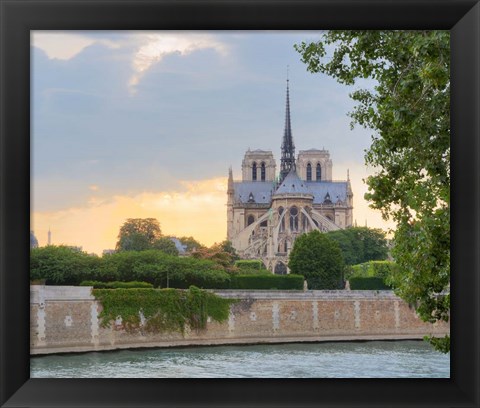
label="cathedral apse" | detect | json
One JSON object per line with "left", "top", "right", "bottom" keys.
{"left": 227, "top": 79, "right": 353, "bottom": 273}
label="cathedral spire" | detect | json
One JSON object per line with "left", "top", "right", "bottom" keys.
{"left": 280, "top": 73, "right": 295, "bottom": 183}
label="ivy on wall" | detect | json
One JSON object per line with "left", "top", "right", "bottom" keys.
{"left": 92, "top": 286, "right": 235, "bottom": 334}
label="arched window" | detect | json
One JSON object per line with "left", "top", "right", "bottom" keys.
{"left": 261, "top": 162, "right": 266, "bottom": 181}
{"left": 252, "top": 162, "right": 257, "bottom": 181}
{"left": 316, "top": 163, "right": 321, "bottom": 181}
{"left": 247, "top": 215, "right": 255, "bottom": 226}
{"left": 306, "top": 163, "right": 312, "bottom": 181}
{"left": 278, "top": 207, "right": 285, "bottom": 232}
{"left": 290, "top": 206, "right": 298, "bottom": 231}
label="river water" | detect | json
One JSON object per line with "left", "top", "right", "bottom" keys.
{"left": 30, "top": 340, "right": 449, "bottom": 378}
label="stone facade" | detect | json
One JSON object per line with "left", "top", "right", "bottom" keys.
{"left": 30, "top": 286, "right": 449, "bottom": 355}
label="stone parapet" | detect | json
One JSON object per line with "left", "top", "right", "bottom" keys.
{"left": 30, "top": 286, "right": 449, "bottom": 355}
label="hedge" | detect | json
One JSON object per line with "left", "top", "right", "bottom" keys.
{"left": 349, "top": 277, "right": 391, "bottom": 290}
{"left": 80, "top": 281, "right": 153, "bottom": 289}
{"left": 234, "top": 260, "right": 264, "bottom": 270}
{"left": 229, "top": 274, "right": 304, "bottom": 290}
{"left": 347, "top": 260, "right": 398, "bottom": 280}
{"left": 166, "top": 269, "right": 231, "bottom": 290}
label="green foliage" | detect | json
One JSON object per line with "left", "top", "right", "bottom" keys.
{"left": 80, "top": 281, "right": 153, "bottom": 289}
{"left": 425, "top": 334, "right": 450, "bottom": 353}
{"left": 100, "top": 250, "right": 223, "bottom": 288}
{"left": 167, "top": 269, "right": 231, "bottom": 290}
{"left": 229, "top": 274, "right": 304, "bottom": 290}
{"left": 30, "top": 245, "right": 100, "bottom": 285}
{"left": 177, "top": 236, "right": 205, "bottom": 252}
{"left": 349, "top": 277, "right": 391, "bottom": 290}
{"left": 191, "top": 241, "right": 238, "bottom": 269}
{"left": 326, "top": 227, "right": 389, "bottom": 265}
{"left": 347, "top": 260, "right": 399, "bottom": 281}
{"left": 288, "top": 230, "right": 345, "bottom": 289}
{"left": 116, "top": 218, "right": 163, "bottom": 251}
{"left": 93, "top": 286, "right": 234, "bottom": 334}
{"left": 235, "top": 260, "right": 264, "bottom": 270}
{"left": 296, "top": 31, "right": 450, "bottom": 352}
{"left": 152, "top": 237, "right": 179, "bottom": 256}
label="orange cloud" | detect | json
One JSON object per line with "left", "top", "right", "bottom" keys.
{"left": 32, "top": 177, "right": 228, "bottom": 255}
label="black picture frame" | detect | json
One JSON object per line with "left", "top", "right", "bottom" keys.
{"left": 1, "top": 0, "right": 479, "bottom": 407}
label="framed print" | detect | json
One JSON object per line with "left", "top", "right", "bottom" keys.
{"left": 1, "top": 0, "right": 479, "bottom": 407}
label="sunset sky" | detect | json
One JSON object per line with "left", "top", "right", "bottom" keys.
{"left": 31, "top": 31, "right": 394, "bottom": 255}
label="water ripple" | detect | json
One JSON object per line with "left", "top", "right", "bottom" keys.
{"left": 31, "top": 341, "right": 450, "bottom": 378}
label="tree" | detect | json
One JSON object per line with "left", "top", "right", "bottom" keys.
{"left": 116, "top": 218, "right": 163, "bottom": 251}
{"left": 326, "top": 227, "right": 389, "bottom": 265}
{"left": 178, "top": 236, "right": 205, "bottom": 252}
{"left": 289, "top": 230, "right": 345, "bottom": 289}
{"left": 191, "top": 240, "right": 239, "bottom": 270}
{"left": 296, "top": 31, "right": 450, "bottom": 352}
{"left": 30, "top": 245, "right": 100, "bottom": 285}
{"left": 153, "top": 237, "right": 179, "bottom": 256}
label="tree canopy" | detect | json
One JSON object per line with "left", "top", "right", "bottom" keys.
{"left": 295, "top": 30, "right": 450, "bottom": 352}
{"left": 289, "top": 230, "right": 345, "bottom": 290}
{"left": 30, "top": 245, "right": 100, "bottom": 285}
{"left": 115, "top": 218, "right": 178, "bottom": 255}
{"left": 153, "top": 237, "right": 179, "bottom": 256}
{"left": 326, "top": 227, "right": 388, "bottom": 265}
{"left": 178, "top": 236, "right": 204, "bottom": 252}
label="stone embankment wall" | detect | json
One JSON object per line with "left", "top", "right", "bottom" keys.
{"left": 30, "top": 286, "right": 449, "bottom": 355}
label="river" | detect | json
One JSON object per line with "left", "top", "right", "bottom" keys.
{"left": 30, "top": 340, "right": 449, "bottom": 378}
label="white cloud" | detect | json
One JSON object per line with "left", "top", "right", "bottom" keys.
{"left": 128, "top": 33, "right": 228, "bottom": 92}
{"left": 32, "top": 31, "right": 118, "bottom": 60}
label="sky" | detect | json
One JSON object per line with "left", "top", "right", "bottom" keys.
{"left": 31, "top": 31, "right": 395, "bottom": 255}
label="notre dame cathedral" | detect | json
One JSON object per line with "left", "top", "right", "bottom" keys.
{"left": 227, "top": 80, "right": 353, "bottom": 274}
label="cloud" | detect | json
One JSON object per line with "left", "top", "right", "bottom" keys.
{"left": 32, "top": 177, "right": 228, "bottom": 254}
{"left": 128, "top": 33, "right": 228, "bottom": 92}
{"left": 32, "top": 32, "right": 118, "bottom": 60}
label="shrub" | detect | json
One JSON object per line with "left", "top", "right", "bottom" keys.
{"left": 30, "top": 245, "right": 100, "bottom": 285}
{"left": 80, "top": 281, "right": 153, "bottom": 289}
{"left": 234, "top": 260, "right": 264, "bottom": 270}
{"left": 167, "top": 269, "right": 231, "bottom": 289}
{"left": 289, "top": 230, "right": 345, "bottom": 289}
{"left": 229, "top": 274, "right": 304, "bottom": 290}
{"left": 349, "top": 277, "right": 392, "bottom": 290}
{"left": 347, "top": 260, "right": 399, "bottom": 282}
{"left": 100, "top": 250, "right": 221, "bottom": 287}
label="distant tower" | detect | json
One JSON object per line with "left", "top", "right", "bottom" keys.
{"left": 48, "top": 228, "right": 51, "bottom": 245}
{"left": 280, "top": 76, "right": 295, "bottom": 183}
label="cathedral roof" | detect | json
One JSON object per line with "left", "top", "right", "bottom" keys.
{"left": 232, "top": 177, "right": 349, "bottom": 205}
{"left": 233, "top": 181, "right": 274, "bottom": 204}
{"left": 306, "top": 181, "right": 349, "bottom": 204}
{"left": 273, "top": 169, "right": 312, "bottom": 196}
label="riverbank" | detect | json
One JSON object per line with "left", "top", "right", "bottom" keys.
{"left": 30, "top": 286, "right": 449, "bottom": 355}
